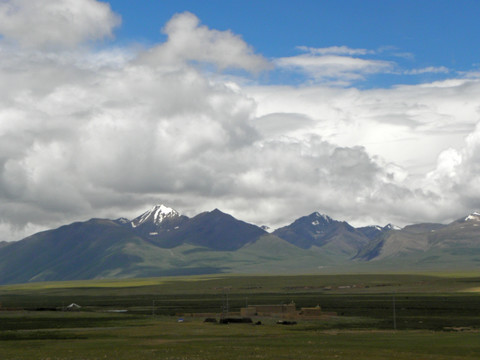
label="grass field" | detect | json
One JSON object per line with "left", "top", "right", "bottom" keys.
{"left": 1, "top": 273, "right": 480, "bottom": 359}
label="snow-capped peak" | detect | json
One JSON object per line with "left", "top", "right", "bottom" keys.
{"left": 363, "top": 225, "right": 383, "bottom": 231}
{"left": 465, "top": 212, "right": 480, "bottom": 222}
{"left": 313, "top": 212, "right": 332, "bottom": 223}
{"left": 384, "top": 223, "right": 402, "bottom": 231}
{"left": 363, "top": 225, "right": 383, "bottom": 232}
{"left": 131, "top": 204, "right": 179, "bottom": 228}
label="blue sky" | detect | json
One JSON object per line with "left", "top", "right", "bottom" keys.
{"left": 105, "top": 0, "right": 480, "bottom": 87}
{"left": 1, "top": 0, "right": 480, "bottom": 240}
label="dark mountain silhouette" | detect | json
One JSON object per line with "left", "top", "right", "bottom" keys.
{"left": 0, "top": 219, "right": 145, "bottom": 284}
{"left": 157, "top": 209, "right": 266, "bottom": 250}
{"left": 1, "top": 207, "right": 480, "bottom": 285}
{"left": 273, "top": 212, "right": 370, "bottom": 256}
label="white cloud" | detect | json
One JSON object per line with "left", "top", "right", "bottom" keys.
{"left": 1, "top": 8, "right": 480, "bottom": 242}
{"left": 297, "top": 45, "right": 373, "bottom": 56}
{"left": 242, "top": 75, "right": 480, "bottom": 226}
{"left": 275, "top": 54, "right": 393, "bottom": 84}
{"left": 405, "top": 66, "right": 450, "bottom": 75}
{"left": 139, "top": 12, "right": 270, "bottom": 73}
{"left": 247, "top": 77, "right": 480, "bottom": 176}
{"left": 0, "top": 0, "right": 120, "bottom": 49}
{"left": 421, "top": 121, "right": 480, "bottom": 219}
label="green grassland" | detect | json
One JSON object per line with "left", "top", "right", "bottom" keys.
{"left": 1, "top": 273, "right": 480, "bottom": 359}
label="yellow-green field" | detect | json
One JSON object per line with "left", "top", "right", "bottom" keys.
{"left": 1, "top": 275, "right": 219, "bottom": 291}
{"left": 1, "top": 273, "right": 480, "bottom": 359}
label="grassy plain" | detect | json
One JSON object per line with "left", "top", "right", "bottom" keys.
{"left": 1, "top": 273, "right": 480, "bottom": 359}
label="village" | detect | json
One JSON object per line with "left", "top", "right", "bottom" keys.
{"left": 178, "top": 301, "right": 335, "bottom": 324}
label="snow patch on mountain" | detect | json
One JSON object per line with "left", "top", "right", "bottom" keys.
{"left": 465, "top": 212, "right": 480, "bottom": 222}
{"left": 384, "top": 224, "right": 402, "bottom": 231}
{"left": 131, "top": 204, "right": 179, "bottom": 228}
{"left": 314, "top": 212, "right": 332, "bottom": 223}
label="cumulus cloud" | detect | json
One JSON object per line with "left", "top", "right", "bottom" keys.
{"left": 139, "top": 12, "right": 271, "bottom": 73}
{"left": 425, "top": 121, "right": 480, "bottom": 215}
{"left": 0, "top": 0, "right": 120, "bottom": 49}
{"left": 1, "top": 6, "right": 480, "bottom": 242}
{"left": 243, "top": 75, "right": 480, "bottom": 225}
{"left": 0, "top": 8, "right": 272, "bottom": 240}
{"left": 247, "top": 78, "right": 480, "bottom": 174}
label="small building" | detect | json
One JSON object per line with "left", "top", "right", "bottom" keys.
{"left": 240, "top": 302, "right": 326, "bottom": 319}
{"left": 240, "top": 306, "right": 256, "bottom": 317}
{"left": 300, "top": 305, "right": 322, "bottom": 317}
{"left": 241, "top": 302, "right": 296, "bottom": 317}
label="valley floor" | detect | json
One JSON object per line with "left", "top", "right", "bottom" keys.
{"left": 1, "top": 315, "right": 480, "bottom": 360}
{"left": 1, "top": 273, "right": 480, "bottom": 359}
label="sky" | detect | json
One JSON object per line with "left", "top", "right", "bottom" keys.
{"left": 1, "top": 0, "right": 480, "bottom": 241}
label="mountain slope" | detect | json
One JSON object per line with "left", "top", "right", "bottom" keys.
{"left": 0, "top": 206, "right": 269, "bottom": 284}
{"left": 273, "top": 212, "right": 370, "bottom": 257}
{"left": 427, "top": 213, "right": 480, "bottom": 250}
{"left": 0, "top": 219, "right": 146, "bottom": 284}
{"left": 357, "top": 225, "right": 384, "bottom": 241}
{"left": 157, "top": 209, "right": 267, "bottom": 251}
{"left": 355, "top": 214, "right": 480, "bottom": 269}
{"left": 1, "top": 207, "right": 480, "bottom": 284}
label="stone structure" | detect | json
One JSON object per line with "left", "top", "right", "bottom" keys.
{"left": 240, "top": 302, "right": 324, "bottom": 319}
{"left": 241, "top": 302, "right": 298, "bottom": 317}
{"left": 299, "top": 305, "right": 322, "bottom": 317}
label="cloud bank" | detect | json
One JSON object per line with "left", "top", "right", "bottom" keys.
{"left": 0, "top": 0, "right": 120, "bottom": 49}
{"left": 1, "top": 1, "right": 480, "bottom": 241}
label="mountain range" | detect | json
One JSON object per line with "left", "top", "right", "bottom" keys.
{"left": 0, "top": 205, "right": 479, "bottom": 284}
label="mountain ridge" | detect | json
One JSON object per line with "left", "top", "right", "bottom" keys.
{"left": 0, "top": 206, "right": 479, "bottom": 284}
